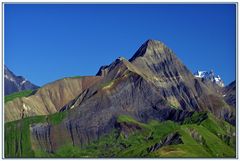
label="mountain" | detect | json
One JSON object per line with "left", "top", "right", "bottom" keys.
{"left": 4, "top": 66, "right": 39, "bottom": 96}
{"left": 222, "top": 80, "right": 236, "bottom": 108}
{"left": 4, "top": 39, "right": 236, "bottom": 158}
{"left": 194, "top": 70, "right": 224, "bottom": 87}
{"left": 5, "top": 76, "right": 103, "bottom": 122}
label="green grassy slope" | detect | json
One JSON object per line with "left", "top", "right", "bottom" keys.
{"left": 4, "top": 111, "right": 68, "bottom": 158}
{"left": 4, "top": 112, "right": 236, "bottom": 158}
{"left": 5, "top": 90, "right": 34, "bottom": 103}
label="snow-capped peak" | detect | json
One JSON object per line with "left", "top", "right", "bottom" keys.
{"left": 194, "top": 70, "right": 224, "bottom": 87}
{"left": 194, "top": 71, "right": 208, "bottom": 78}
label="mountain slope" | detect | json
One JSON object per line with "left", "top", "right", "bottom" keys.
{"left": 4, "top": 39, "right": 236, "bottom": 158}
{"left": 128, "top": 40, "right": 233, "bottom": 119}
{"left": 222, "top": 81, "right": 236, "bottom": 108}
{"left": 28, "top": 39, "right": 234, "bottom": 152}
{"left": 5, "top": 76, "right": 103, "bottom": 122}
{"left": 4, "top": 66, "right": 39, "bottom": 96}
{"left": 5, "top": 112, "right": 235, "bottom": 158}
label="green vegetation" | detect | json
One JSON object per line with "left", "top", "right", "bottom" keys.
{"left": 117, "top": 115, "right": 149, "bottom": 129}
{"left": 4, "top": 111, "right": 68, "bottom": 158}
{"left": 99, "top": 80, "right": 116, "bottom": 89}
{"left": 5, "top": 115, "right": 46, "bottom": 157}
{"left": 47, "top": 111, "right": 68, "bottom": 125}
{"left": 183, "top": 111, "right": 208, "bottom": 125}
{"left": 201, "top": 113, "right": 236, "bottom": 148}
{"left": 4, "top": 112, "right": 235, "bottom": 158}
{"left": 5, "top": 90, "right": 34, "bottom": 103}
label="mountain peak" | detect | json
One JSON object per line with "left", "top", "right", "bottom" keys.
{"left": 145, "top": 39, "right": 165, "bottom": 47}
{"left": 116, "top": 56, "right": 126, "bottom": 62}
{"left": 129, "top": 39, "right": 168, "bottom": 62}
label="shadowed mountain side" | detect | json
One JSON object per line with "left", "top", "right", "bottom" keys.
{"left": 5, "top": 76, "right": 103, "bottom": 122}
{"left": 194, "top": 77, "right": 223, "bottom": 95}
{"left": 223, "top": 81, "right": 236, "bottom": 108}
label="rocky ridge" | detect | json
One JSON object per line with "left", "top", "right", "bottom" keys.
{"left": 5, "top": 76, "right": 103, "bottom": 122}
{"left": 4, "top": 65, "right": 39, "bottom": 95}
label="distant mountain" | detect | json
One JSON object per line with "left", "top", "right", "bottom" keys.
{"left": 4, "top": 66, "right": 39, "bottom": 95}
{"left": 194, "top": 70, "right": 224, "bottom": 87}
{"left": 223, "top": 80, "right": 236, "bottom": 108}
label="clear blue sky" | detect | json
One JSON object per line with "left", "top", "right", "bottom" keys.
{"left": 4, "top": 4, "right": 236, "bottom": 86}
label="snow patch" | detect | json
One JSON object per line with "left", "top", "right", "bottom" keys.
{"left": 194, "top": 70, "right": 224, "bottom": 87}
{"left": 20, "top": 80, "right": 27, "bottom": 85}
{"left": 4, "top": 74, "right": 15, "bottom": 82}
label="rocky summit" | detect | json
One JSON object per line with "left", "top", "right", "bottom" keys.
{"left": 4, "top": 39, "right": 236, "bottom": 158}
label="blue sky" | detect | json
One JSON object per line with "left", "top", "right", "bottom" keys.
{"left": 4, "top": 4, "right": 236, "bottom": 86}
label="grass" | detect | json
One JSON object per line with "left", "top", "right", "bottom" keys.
{"left": 167, "top": 97, "right": 180, "bottom": 109}
{"left": 99, "top": 80, "right": 116, "bottom": 89}
{"left": 200, "top": 113, "right": 236, "bottom": 148}
{"left": 117, "top": 115, "right": 149, "bottom": 129}
{"left": 47, "top": 111, "right": 68, "bottom": 125}
{"left": 4, "top": 111, "right": 68, "bottom": 158}
{"left": 4, "top": 115, "right": 46, "bottom": 157}
{"left": 4, "top": 112, "right": 236, "bottom": 158}
{"left": 5, "top": 90, "right": 34, "bottom": 103}
{"left": 183, "top": 111, "right": 208, "bottom": 125}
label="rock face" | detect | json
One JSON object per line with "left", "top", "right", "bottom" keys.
{"left": 5, "top": 76, "right": 103, "bottom": 122}
{"left": 4, "top": 65, "right": 39, "bottom": 95}
{"left": 30, "top": 123, "right": 53, "bottom": 153}
{"left": 29, "top": 39, "right": 235, "bottom": 152}
{"left": 222, "top": 81, "right": 236, "bottom": 108}
{"left": 147, "top": 132, "right": 183, "bottom": 152}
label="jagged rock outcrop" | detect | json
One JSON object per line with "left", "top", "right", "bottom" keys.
{"left": 187, "top": 128, "right": 205, "bottom": 144}
{"left": 29, "top": 39, "right": 235, "bottom": 152}
{"left": 30, "top": 123, "right": 53, "bottom": 153}
{"left": 147, "top": 132, "right": 183, "bottom": 152}
{"left": 4, "top": 65, "right": 39, "bottom": 95}
{"left": 96, "top": 65, "right": 110, "bottom": 77}
{"left": 5, "top": 76, "right": 103, "bottom": 122}
{"left": 115, "top": 121, "right": 143, "bottom": 138}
